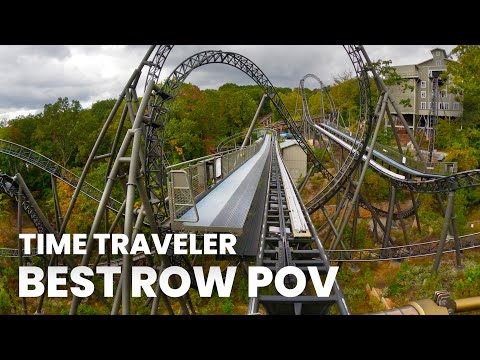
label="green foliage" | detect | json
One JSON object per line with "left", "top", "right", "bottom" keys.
{"left": 372, "top": 59, "right": 414, "bottom": 107}
{"left": 435, "top": 118, "right": 465, "bottom": 149}
{"left": 0, "top": 286, "right": 12, "bottom": 314}
{"left": 0, "top": 193, "right": 9, "bottom": 222}
{"left": 436, "top": 117, "right": 480, "bottom": 172}
{"left": 221, "top": 298, "right": 234, "bottom": 314}
{"left": 363, "top": 169, "right": 390, "bottom": 202}
{"left": 77, "top": 304, "right": 100, "bottom": 315}
{"left": 454, "top": 264, "right": 480, "bottom": 297}
{"left": 417, "top": 194, "right": 443, "bottom": 234}
{"left": 238, "top": 277, "right": 249, "bottom": 304}
{"left": 446, "top": 45, "right": 480, "bottom": 127}
{"left": 446, "top": 148, "right": 480, "bottom": 172}
{"left": 376, "top": 128, "right": 393, "bottom": 147}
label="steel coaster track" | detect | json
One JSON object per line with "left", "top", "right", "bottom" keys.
{"left": 290, "top": 46, "right": 373, "bottom": 214}
{"left": 298, "top": 76, "right": 418, "bottom": 220}
{"left": 252, "top": 137, "right": 349, "bottom": 315}
{"left": 144, "top": 46, "right": 373, "bottom": 225}
{"left": 216, "top": 128, "right": 267, "bottom": 152}
{"left": 0, "top": 139, "right": 123, "bottom": 212}
{"left": 0, "top": 173, "right": 45, "bottom": 257}
{"left": 298, "top": 75, "right": 480, "bottom": 261}
{"left": 300, "top": 74, "right": 338, "bottom": 124}
{"left": 302, "top": 112, "right": 480, "bottom": 192}
{"left": 299, "top": 80, "right": 480, "bottom": 194}
{"left": 327, "top": 232, "right": 480, "bottom": 262}
{"left": 145, "top": 50, "right": 331, "bottom": 224}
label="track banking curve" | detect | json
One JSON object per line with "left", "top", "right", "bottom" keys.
{"left": 299, "top": 74, "right": 480, "bottom": 261}
{"left": 300, "top": 79, "right": 480, "bottom": 193}
{"left": 0, "top": 139, "right": 123, "bottom": 212}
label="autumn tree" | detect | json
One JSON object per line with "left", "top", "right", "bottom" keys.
{"left": 446, "top": 45, "right": 480, "bottom": 126}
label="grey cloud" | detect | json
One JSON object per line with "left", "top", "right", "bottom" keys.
{"left": 0, "top": 45, "right": 457, "bottom": 119}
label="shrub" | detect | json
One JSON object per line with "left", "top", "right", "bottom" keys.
{"left": 0, "top": 287, "right": 12, "bottom": 314}
{"left": 221, "top": 298, "right": 234, "bottom": 314}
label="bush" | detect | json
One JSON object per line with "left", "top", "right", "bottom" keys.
{"left": 363, "top": 169, "right": 390, "bottom": 202}
{"left": 221, "top": 298, "right": 234, "bottom": 314}
{"left": 77, "top": 304, "right": 100, "bottom": 315}
{"left": 0, "top": 287, "right": 12, "bottom": 314}
{"left": 454, "top": 264, "right": 480, "bottom": 297}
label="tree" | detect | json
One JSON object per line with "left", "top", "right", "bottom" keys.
{"left": 372, "top": 59, "right": 414, "bottom": 108}
{"left": 446, "top": 45, "right": 480, "bottom": 127}
{"left": 32, "top": 97, "right": 82, "bottom": 167}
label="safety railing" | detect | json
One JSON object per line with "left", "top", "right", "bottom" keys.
{"left": 0, "top": 248, "right": 38, "bottom": 258}
{"left": 167, "top": 130, "right": 269, "bottom": 222}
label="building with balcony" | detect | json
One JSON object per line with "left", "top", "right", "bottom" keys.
{"left": 387, "top": 48, "right": 463, "bottom": 133}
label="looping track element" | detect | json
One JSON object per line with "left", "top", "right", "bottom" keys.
{"left": 144, "top": 45, "right": 174, "bottom": 92}
{"left": 300, "top": 74, "right": 337, "bottom": 124}
{"left": 144, "top": 50, "right": 337, "bottom": 223}
{"left": 298, "top": 74, "right": 419, "bottom": 220}
{"left": 300, "top": 46, "right": 373, "bottom": 213}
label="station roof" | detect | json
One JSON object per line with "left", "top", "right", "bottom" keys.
{"left": 279, "top": 139, "right": 300, "bottom": 150}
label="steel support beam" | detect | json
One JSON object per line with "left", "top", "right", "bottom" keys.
{"left": 242, "top": 94, "right": 267, "bottom": 148}
{"left": 70, "top": 80, "right": 156, "bottom": 315}
{"left": 433, "top": 192, "right": 455, "bottom": 273}
{"left": 17, "top": 185, "right": 27, "bottom": 315}
{"left": 331, "top": 93, "right": 387, "bottom": 250}
{"left": 382, "top": 185, "right": 396, "bottom": 249}
{"left": 59, "top": 46, "right": 155, "bottom": 238}
{"left": 359, "top": 46, "right": 424, "bottom": 161}
{"left": 51, "top": 175, "right": 62, "bottom": 231}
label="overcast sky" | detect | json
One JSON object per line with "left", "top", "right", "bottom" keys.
{"left": 0, "top": 45, "right": 456, "bottom": 120}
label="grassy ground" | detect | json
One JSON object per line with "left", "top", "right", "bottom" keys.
{"left": 336, "top": 249, "right": 480, "bottom": 314}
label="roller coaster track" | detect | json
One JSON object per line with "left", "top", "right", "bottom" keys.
{"left": 0, "top": 173, "right": 44, "bottom": 257}
{"left": 250, "top": 136, "right": 349, "bottom": 314}
{"left": 307, "top": 120, "right": 480, "bottom": 194}
{"left": 297, "top": 76, "right": 418, "bottom": 220}
{"left": 145, "top": 46, "right": 373, "bottom": 225}
{"left": 300, "top": 82, "right": 480, "bottom": 195}
{"left": 215, "top": 128, "right": 267, "bottom": 152}
{"left": 297, "top": 73, "right": 480, "bottom": 262}
{"left": 327, "top": 232, "right": 480, "bottom": 262}
{"left": 217, "top": 126, "right": 418, "bottom": 222}
{"left": 0, "top": 139, "right": 123, "bottom": 212}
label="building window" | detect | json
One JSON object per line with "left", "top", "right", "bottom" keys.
{"left": 453, "top": 102, "right": 460, "bottom": 110}
{"left": 435, "top": 60, "right": 442, "bottom": 66}
{"left": 421, "top": 91, "right": 426, "bottom": 98}
{"left": 420, "top": 102, "right": 427, "bottom": 110}
{"left": 439, "top": 103, "right": 444, "bottom": 110}
{"left": 428, "top": 102, "right": 432, "bottom": 109}
{"left": 421, "top": 80, "right": 427, "bottom": 88}
{"left": 443, "top": 102, "right": 449, "bottom": 110}
{"left": 440, "top": 89, "right": 447, "bottom": 97}
{"left": 436, "top": 51, "right": 441, "bottom": 57}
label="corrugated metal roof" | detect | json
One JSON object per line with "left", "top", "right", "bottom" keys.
{"left": 279, "top": 139, "right": 299, "bottom": 149}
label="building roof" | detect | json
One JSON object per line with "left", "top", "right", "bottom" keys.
{"left": 416, "top": 48, "right": 449, "bottom": 66}
{"left": 279, "top": 139, "right": 300, "bottom": 150}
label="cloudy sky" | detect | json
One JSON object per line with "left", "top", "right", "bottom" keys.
{"left": 0, "top": 45, "right": 456, "bottom": 120}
